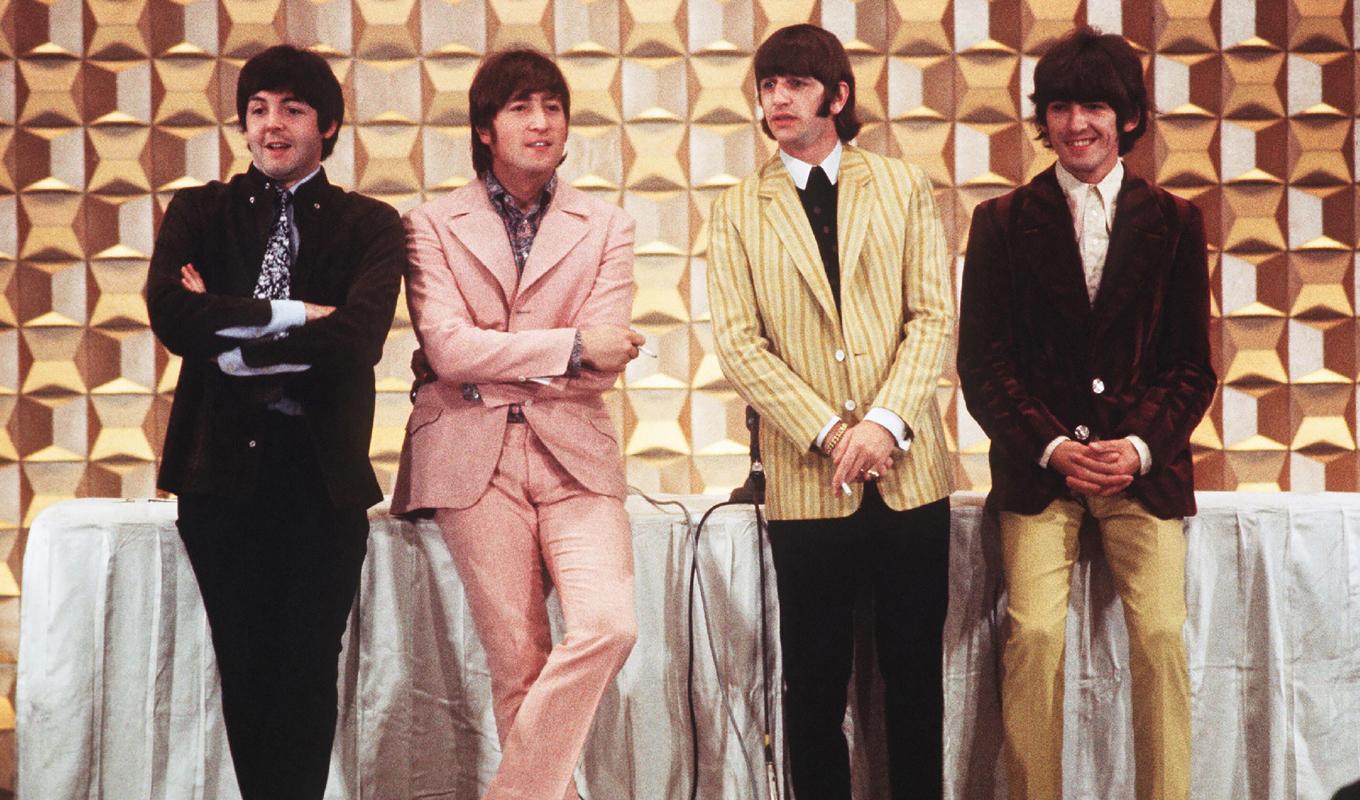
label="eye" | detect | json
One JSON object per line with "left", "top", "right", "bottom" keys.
{"left": 759, "top": 78, "right": 775, "bottom": 91}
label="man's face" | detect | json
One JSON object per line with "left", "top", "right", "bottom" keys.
{"left": 758, "top": 74, "right": 846, "bottom": 161}
{"left": 479, "top": 91, "right": 567, "bottom": 185}
{"left": 244, "top": 89, "right": 336, "bottom": 188}
{"left": 1042, "top": 99, "right": 1137, "bottom": 183}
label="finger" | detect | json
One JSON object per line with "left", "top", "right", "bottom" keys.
{"left": 832, "top": 450, "right": 861, "bottom": 488}
{"left": 1071, "top": 453, "right": 1126, "bottom": 476}
{"left": 1066, "top": 476, "right": 1102, "bottom": 494}
{"left": 1068, "top": 463, "right": 1126, "bottom": 486}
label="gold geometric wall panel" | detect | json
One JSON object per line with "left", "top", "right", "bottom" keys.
{"left": 2, "top": 1, "right": 1358, "bottom": 793}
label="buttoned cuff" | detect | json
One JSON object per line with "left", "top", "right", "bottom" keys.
{"left": 1039, "top": 436, "right": 1069, "bottom": 468}
{"left": 1127, "top": 435, "right": 1152, "bottom": 476}
{"left": 864, "top": 407, "right": 912, "bottom": 451}
{"left": 216, "top": 300, "right": 306, "bottom": 339}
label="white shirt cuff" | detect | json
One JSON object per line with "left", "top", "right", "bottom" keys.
{"left": 1127, "top": 435, "right": 1152, "bottom": 475}
{"left": 1039, "top": 436, "right": 1069, "bottom": 468}
{"left": 216, "top": 347, "right": 310, "bottom": 376}
{"left": 864, "top": 407, "right": 912, "bottom": 451}
{"left": 814, "top": 416, "right": 841, "bottom": 449}
{"left": 216, "top": 300, "right": 307, "bottom": 339}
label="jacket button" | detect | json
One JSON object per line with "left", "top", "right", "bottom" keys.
{"left": 247, "top": 440, "right": 257, "bottom": 448}
{"left": 248, "top": 196, "right": 256, "bottom": 204}
{"left": 1073, "top": 425, "right": 1090, "bottom": 442}
{"left": 835, "top": 349, "right": 846, "bottom": 362}
{"left": 1091, "top": 378, "right": 1105, "bottom": 395}
{"left": 844, "top": 399, "right": 857, "bottom": 412}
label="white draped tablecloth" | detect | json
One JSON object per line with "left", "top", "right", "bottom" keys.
{"left": 17, "top": 492, "right": 1360, "bottom": 799}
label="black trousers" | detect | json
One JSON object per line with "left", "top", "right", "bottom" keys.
{"left": 176, "top": 415, "right": 369, "bottom": 800}
{"left": 768, "top": 487, "right": 950, "bottom": 800}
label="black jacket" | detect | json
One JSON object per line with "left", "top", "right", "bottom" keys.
{"left": 147, "top": 165, "right": 406, "bottom": 508}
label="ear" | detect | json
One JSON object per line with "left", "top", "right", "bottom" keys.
{"left": 830, "top": 81, "right": 850, "bottom": 116}
{"left": 476, "top": 126, "right": 493, "bottom": 146}
{"left": 1121, "top": 111, "right": 1140, "bottom": 133}
{"left": 321, "top": 120, "right": 338, "bottom": 140}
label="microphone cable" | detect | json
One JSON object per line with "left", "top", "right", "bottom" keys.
{"left": 627, "top": 483, "right": 780, "bottom": 800}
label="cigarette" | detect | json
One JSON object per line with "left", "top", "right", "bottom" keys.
{"left": 630, "top": 328, "right": 657, "bottom": 358}
{"left": 840, "top": 482, "right": 852, "bottom": 496}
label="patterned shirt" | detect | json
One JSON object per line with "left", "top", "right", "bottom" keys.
{"left": 484, "top": 169, "right": 557, "bottom": 274}
{"left": 480, "top": 169, "right": 582, "bottom": 375}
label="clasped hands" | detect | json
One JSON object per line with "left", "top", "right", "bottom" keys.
{"left": 828, "top": 421, "right": 896, "bottom": 496}
{"left": 1049, "top": 439, "right": 1139, "bottom": 497}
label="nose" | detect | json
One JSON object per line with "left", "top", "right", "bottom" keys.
{"left": 528, "top": 103, "right": 548, "bottom": 130}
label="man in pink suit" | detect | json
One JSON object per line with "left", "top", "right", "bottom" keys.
{"left": 390, "top": 49, "right": 645, "bottom": 800}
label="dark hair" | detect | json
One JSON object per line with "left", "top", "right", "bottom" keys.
{"left": 469, "top": 49, "right": 572, "bottom": 177}
{"left": 753, "top": 24, "right": 862, "bottom": 142}
{"left": 1030, "top": 26, "right": 1151, "bottom": 155}
{"left": 236, "top": 45, "right": 345, "bottom": 159}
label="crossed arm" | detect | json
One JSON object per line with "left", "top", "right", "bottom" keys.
{"left": 403, "top": 203, "right": 644, "bottom": 406}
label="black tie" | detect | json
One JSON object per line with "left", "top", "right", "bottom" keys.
{"left": 799, "top": 165, "right": 840, "bottom": 307}
{"left": 253, "top": 188, "right": 293, "bottom": 300}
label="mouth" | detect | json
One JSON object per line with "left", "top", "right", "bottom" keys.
{"left": 263, "top": 142, "right": 292, "bottom": 153}
{"left": 1064, "top": 137, "right": 1097, "bottom": 149}
{"left": 526, "top": 140, "right": 554, "bottom": 150}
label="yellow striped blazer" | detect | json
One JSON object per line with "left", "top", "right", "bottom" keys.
{"left": 707, "top": 146, "right": 955, "bottom": 520}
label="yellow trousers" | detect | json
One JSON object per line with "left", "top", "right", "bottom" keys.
{"left": 1000, "top": 494, "right": 1190, "bottom": 800}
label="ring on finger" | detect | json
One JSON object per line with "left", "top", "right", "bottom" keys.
{"left": 866, "top": 469, "right": 880, "bottom": 480}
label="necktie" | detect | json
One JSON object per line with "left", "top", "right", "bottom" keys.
{"left": 807, "top": 164, "right": 833, "bottom": 199}
{"left": 253, "top": 188, "right": 293, "bottom": 300}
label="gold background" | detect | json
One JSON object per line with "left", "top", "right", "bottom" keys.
{"left": 0, "top": 0, "right": 1354, "bottom": 792}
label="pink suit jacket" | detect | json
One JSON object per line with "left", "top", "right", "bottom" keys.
{"left": 390, "top": 179, "right": 636, "bottom": 513}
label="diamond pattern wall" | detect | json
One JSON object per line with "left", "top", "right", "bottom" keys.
{"left": 0, "top": 0, "right": 1353, "bottom": 792}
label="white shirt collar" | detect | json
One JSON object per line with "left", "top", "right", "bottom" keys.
{"left": 780, "top": 141, "right": 843, "bottom": 190}
{"left": 1054, "top": 158, "right": 1123, "bottom": 205}
{"left": 284, "top": 166, "right": 322, "bottom": 195}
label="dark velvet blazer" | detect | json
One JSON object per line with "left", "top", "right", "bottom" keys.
{"left": 146, "top": 165, "right": 406, "bottom": 508}
{"left": 957, "top": 165, "right": 1217, "bottom": 520}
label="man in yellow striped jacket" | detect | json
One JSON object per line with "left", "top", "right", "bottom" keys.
{"left": 706, "top": 23, "right": 955, "bottom": 800}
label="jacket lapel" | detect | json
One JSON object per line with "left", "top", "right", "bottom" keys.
{"left": 447, "top": 185, "right": 518, "bottom": 304}
{"left": 286, "top": 169, "right": 332, "bottom": 292}
{"left": 759, "top": 158, "right": 840, "bottom": 324}
{"left": 518, "top": 186, "right": 590, "bottom": 298}
{"left": 1018, "top": 167, "right": 1091, "bottom": 326}
{"left": 1091, "top": 173, "right": 1167, "bottom": 334}
{"left": 836, "top": 148, "right": 872, "bottom": 294}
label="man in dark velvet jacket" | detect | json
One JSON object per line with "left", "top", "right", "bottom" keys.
{"left": 957, "top": 27, "right": 1216, "bottom": 800}
{"left": 145, "top": 45, "right": 405, "bottom": 800}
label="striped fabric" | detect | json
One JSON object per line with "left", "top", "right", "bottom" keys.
{"left": 707, "top": 146, "right": 956, "bottom": 520}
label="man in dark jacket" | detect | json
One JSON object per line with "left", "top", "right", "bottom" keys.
{"left": 145, "top": 44, "right": 405, "bottom": 800}
{"left": 957, "top": 26, "right": 1216, "bottom": 800}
